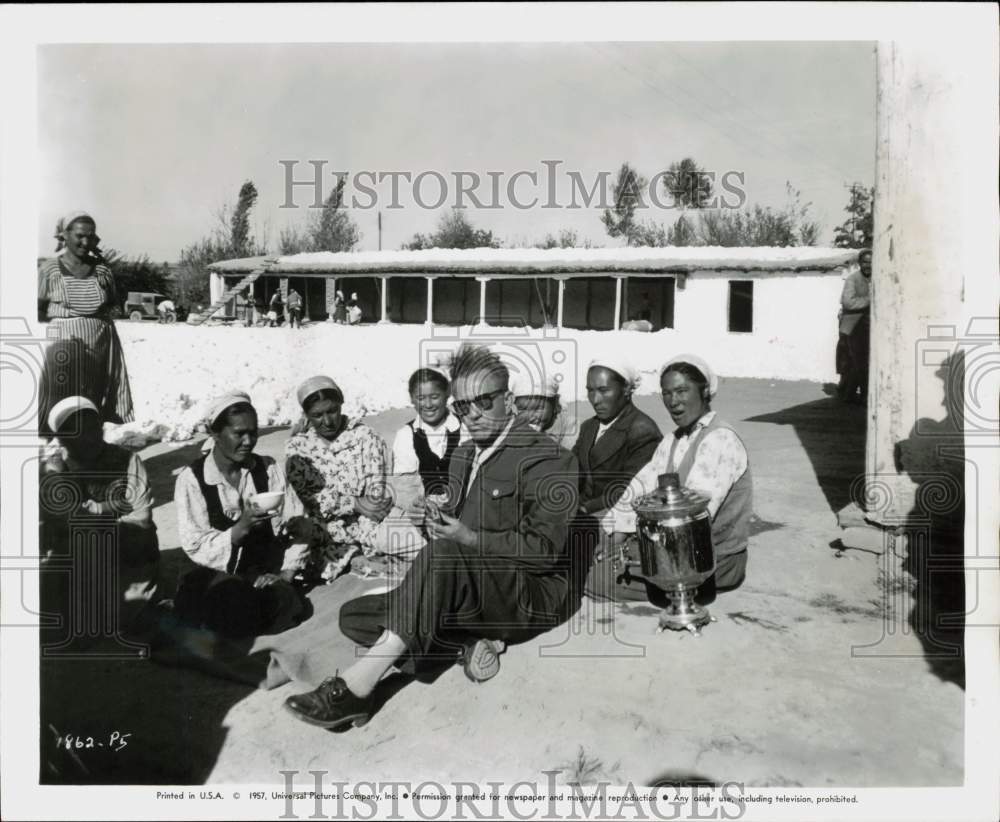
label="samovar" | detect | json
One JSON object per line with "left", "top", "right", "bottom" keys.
{"left": 631, "top": 472, "right": 716, "bottom": 635}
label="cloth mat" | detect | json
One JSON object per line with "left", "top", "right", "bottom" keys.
{"left": 150, "top": 574, "right": 395, "bottom": 690}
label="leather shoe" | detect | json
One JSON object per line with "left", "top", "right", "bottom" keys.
{"left": 283, "top": 675, "right": 372, "bottom": 729}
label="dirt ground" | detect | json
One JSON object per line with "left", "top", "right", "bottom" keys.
{"left": 39, "top": 379, "right": 964, "bottom": 787}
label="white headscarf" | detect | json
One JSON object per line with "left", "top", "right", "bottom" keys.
{"left": 587, "top": 356, "right": 640, "bottom": 391}
{"left": 659, "top": 354, "right": 719, "bottom": 398}
{"left": 47, "top": 396, "right": 98, "bottom": 434}
{"left": 510, "top": 371, "right": 560, "bottom": 398}
{"left": 205, "top": 391, "right": 253, "bottom": 428}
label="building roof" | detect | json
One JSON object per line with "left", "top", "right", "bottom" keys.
{"left": 208, "top": 246, "right": 859, "bottom": 276}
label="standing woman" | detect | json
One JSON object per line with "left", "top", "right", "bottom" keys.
{"left": 37, "top": 212, "right": 133, "bottom": 436}
{"left": 285, "top": 376, "right": 392, "bottom": 578}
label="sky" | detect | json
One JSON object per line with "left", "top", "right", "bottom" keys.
{"left": 38, "top": 41, "right": 875, "bottom": 261}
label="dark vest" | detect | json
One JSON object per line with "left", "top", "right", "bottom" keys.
{"left": 668, "top": 416, "right": 753, "bottom": 558}
{"left": 189, "top": 454, "right": 280, "bottom": 577}
{"left": 410, "top": 421, "right": 461, "bottom": 496}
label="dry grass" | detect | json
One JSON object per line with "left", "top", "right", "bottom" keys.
{"left": 554, "top": 746, "right": 621, "bottom": 786}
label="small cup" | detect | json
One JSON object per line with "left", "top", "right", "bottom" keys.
{"left": 251, "top": 491, "right": 284, "bottom": 514}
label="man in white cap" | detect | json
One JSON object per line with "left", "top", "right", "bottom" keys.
{"left": 575, "top": 356, "right": 662, "bottom": 517}
{"left": 173, "top": 393, "right": 309, "bottom": 637}
{"left": 605, "top": 354, "right": 752, "bottom": 601}
{"left": 509, "top": 371, "right": 562, "bottom": 434}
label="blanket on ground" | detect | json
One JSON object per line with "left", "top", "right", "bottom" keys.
{"left": 150, "top": 574, "right": 394, "bottom": 689}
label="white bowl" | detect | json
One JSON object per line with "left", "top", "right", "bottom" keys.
{"left": 251, "top": 491, "right": 284, "bottom": 512}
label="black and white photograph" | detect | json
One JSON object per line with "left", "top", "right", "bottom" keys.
{"left": 0, "top": 4, "right": 997, "bottom": 821}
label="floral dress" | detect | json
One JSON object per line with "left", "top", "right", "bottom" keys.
{"left": 284, "top": 419, "right": 387, "bottom": 577}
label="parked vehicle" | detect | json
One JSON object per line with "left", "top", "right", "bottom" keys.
{"left": 124, "top": 292, "right": 175, "bottom": 323}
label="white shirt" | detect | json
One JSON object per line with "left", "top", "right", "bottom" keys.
{"left": 593, "top": 407, "right": 627, "bottom": 443}
{"left": 391, "top": 412, "right": 462, "bottom": 474}
{"left": 611, "top": 411, "right": 749, "bottom": 533}
{"left": 465, "top": 417, "right": 517, "bottom": 500}
{"left": 175, "top": 448, "right": 307, "bottom": 574}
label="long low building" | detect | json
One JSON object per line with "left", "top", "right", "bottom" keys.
{"left": 207, "top": 247, "right": 859, "bottom": 344}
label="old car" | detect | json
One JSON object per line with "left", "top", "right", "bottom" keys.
{"left": 124, "top": 292, "right": 175, "bottom": 322}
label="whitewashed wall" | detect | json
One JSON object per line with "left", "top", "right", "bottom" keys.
{"left": 668, "top": 269, "right": 845, "bottom": 382}
{"left": 114, "top": 269, "right": 847, "bottom": 442}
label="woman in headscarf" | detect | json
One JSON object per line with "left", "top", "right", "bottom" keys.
{"left": 604, "top": 354, "right": 753, "bottom": 601}
{"left": 285, "top": 376, "right": 392, "bottom": 577}
{"left": 37, "top": 212, "right": 133, "bottom": 435}
{"left": 39, "top": 396, "right": 159, "bottom": 640}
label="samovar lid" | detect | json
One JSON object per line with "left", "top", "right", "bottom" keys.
{"left": 630, "top": 472, "right": 710, "bottom": 518}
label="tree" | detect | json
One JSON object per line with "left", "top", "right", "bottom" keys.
{"left": 833, "top": 183, "right": 874, "bottom": 248}
{"left": 630, "top": 220, "right": 669, "bottom": 247}
{"left": 177, "top": 180, "right": 269, "bottom": 307}
{"left": 101, "top": 249, "right": 172, "bottom": 303}
{"left": 696, "top": 182, "right": 819, "bottom": 247}
{"left": 176, "top": 236, "right": 226, "bottom": 307}
{"left": 403, "top": 209, "right": 500, "bottom": 250}
{"left": 230, "top": 181, "right": 260, "bottom": 259}
{"left": 668, "top": 214, "right": 697, "bottom": 247}
{"left": 537, "top": 228, "right": 590, "bottom": 249}
{"left": 307, "top": 177, "right": 361, "bottom": 252}
{"left": 663, "top": 157, "right": 714, "bottom": 210}
{"left": 278, "top": 225, "right": 311, "bottom": 255}
{"left": 602, "top": 163, "right": 648, "bottom": 246}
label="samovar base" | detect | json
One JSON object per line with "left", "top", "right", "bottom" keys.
{"left": 656, "top": 587, "right": 711, "bottom": 636}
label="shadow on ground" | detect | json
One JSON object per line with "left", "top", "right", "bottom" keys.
{"left": 745, "top": 397, "right": 866, "bottom": 515}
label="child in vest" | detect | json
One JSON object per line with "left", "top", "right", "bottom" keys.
{"left": 373, "top": 368, "right": 462, "bottom": 566}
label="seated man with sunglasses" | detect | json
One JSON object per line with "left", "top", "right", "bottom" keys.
{"left": 284, "top": 344, "right": 580, "bottom": 730}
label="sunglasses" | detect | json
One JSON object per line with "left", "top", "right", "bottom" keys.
{"left": 450, "top": 387, "right": 508, "bottom": 418}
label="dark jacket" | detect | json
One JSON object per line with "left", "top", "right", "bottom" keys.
{"left": 444, "top": 417, "right": 579, "bottom": 614}
{"left": 572, "top": 403, "right": 663, "bottom": 514}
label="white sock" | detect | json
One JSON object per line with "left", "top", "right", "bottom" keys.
{"left": 340, "top": 631, "right": 407, "bottom": 698}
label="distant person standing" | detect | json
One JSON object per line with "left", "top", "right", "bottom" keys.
{"left": 37, "top": 211, "right": 134, "bottom": 436}
{"left": 333, "top": 290, "right": 347, "bottom": 324}
{"left": 268, "top": 290, "right": 284, "bottom": 328}
{"left": 346, "top": 292, "right": 362, "bottom": 325}
{"left": 286, "top": 288, "right": 303, "bottom": 329}
{"left": 838, "top": 249, "right": 872, "bottom": 404}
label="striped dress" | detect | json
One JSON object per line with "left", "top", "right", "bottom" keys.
{"left": 38, "top": 257, "right": 134, "bottom": 432}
